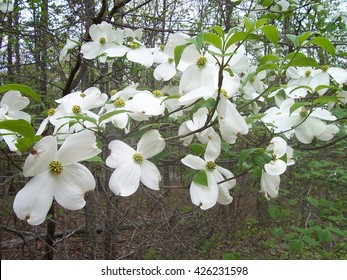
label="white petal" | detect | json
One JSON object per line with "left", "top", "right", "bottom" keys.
{"left": 317, "top": 124, "right": 339, "bottom": 141}
{"left": 310, "top": 71, "right": 330, "bottom": 95}
{"left": 267, "top": 136, "right": 287, "bottom": 158}
{"left": 1, "top": 132, "right": 19, "bottom": 153}
{"left": 137, "top": 129, "right": 165, "bottom": 159}
{"left": 132, "top": 92, "right": 165, "bottom": 116}
{"left": 260, "top": 171, "right": 280, "bottom": 199}
{"left": 23, "top": 136, "right": 57, "bottom": 177}
{"left": 127, "top": 49, "right": 154, "bottom": 68}
{"left": 310, "top": 108, "right": 337, "bottom": 121}
{"left": 1, "top": 90, "right": 29, "bottom": 111}
{"left": 106, "top": 140, "right": 135, "bottom": 168}
{"left": 264, "top": 159, "right": 287, "bottom": 176}
{"left": 140, "top": 160, "right": 161, "bottom": 190}
{"left": 54, "top": 163, "right": 95, "bottom": 210}
{"left": 36, "top": 117, "right": 49, "bottom": 135}
{"left": 218, "top": 99, "right": 249, "bottom": 139}
{"left": 13, "top": 172, "right": 55, "bottom": 225}
{"left": 214, "top": 168, "right": 235, "bottom": 205}
{"left": 104, "top": 45, "right": 128, "bottom": 58}
{"left": 7, "top": 111, "right": 31, "bottom": 123}
{"left": 204, "top": 132, "right": 221, "bottom": 162}
{"left": 57, "top": 132, "right": 101, "bottom": 165}
{"left": 108, "top": 161, "right": 141, "bottom": 196}
{"left": 181, "top": 154, "right": 206, "bottom": 170}
{"left": 178, "top": 86, "right": 214, "bottom": 106}
{"left": 154, "top": 62, "right": 176, "bottom": 81}
{"left": 179, "top": 64, "right": 215, "bottom": 95}
{"left": 328, "top": 67, "right": 347, "bottom": 84}
{"left": 81, "top": 42, "right": 101, "bottom": 60}
{"left": 190, "top": 172, "right": 218, "bottom": 210}
{"left": 295, "top": 117, "right": 326, "bottom": 144}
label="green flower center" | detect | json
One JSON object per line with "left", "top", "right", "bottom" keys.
{"left": 47, "top": 108, "right": 55, "bottom": 116}
{"left": 152, "top": 90, "right": 163, "bottom": 98}
{"left": 206, "top": 161, "right": 216, "bottom": 171}
{"left": 114, "top": 98, "right": 126, "bottom": 108}
{"left": 215, "top": 88, "right": 229, "bottom": 98}
{"left": 80, "top": 93, "right": 86, "bottom": 98}
{"left": 196, "top": 56, "right": 207, "bottom": 68}
{"left": 132, "top": 153, "right": 144, "bottom": 164}
{"left": 305, "top": 70, "right": 311, "bottom": 77}
{"left": 72, "top": 105, "right": 81, "bottom": 114}
{"left": 49, "top": 161, "right": 63, "bottom": 175}
{"left": 159, "top": 44, "right": 165, "bottom": 51}
{"left": 321, "top": 65, "right": 329, "bottom": 71}
{"left": 168, "top": 57, "right": 174, "bottom": 63}
{"left": 110, "top": 89, "right": 117, "bottom": 96}
{"left": 250, "top": 76, "right": 256, "bottom": 83}
{"left": 129, "top": 41, "right": 141, "bottom": 49}
{"left": 300, "top": 108, "right": 309, "bottom": 118}
{"left": 99, "top": 37, "right": 106, "bottom": 44}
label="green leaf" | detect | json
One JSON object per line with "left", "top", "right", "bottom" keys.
{"left": 284, "top": 51, "right": 306, "bottom": 61}
{"left": 98, "top": 109, "right": 130, "bottom": 125}
{"left": 297, "top": 32, "right": 311, "bottom": 46}
{"left": 302, "top": 235, "right": 318, "bottom": 246}
{"left": 225, "top": 32, "right": 262, "bottom": 49}
{"left": 288, "top": 198, "right": 298, "bottom": 206}
{"left": 259, "top": 54, "right": 279, "bottom": 66}
{"left": 213, "top": 26, "right": 224, "bottom": 37}
{"left": 272, "top": 227, "right": 284, "bottom": 238}
{"left": 223, "top": 252, "right": 241, "bottom": 260}
{"left": 189, "top": 143, "right": 205, "bottom": 156}
{"left": 251, "top": 152, "right": 272, "bottom": 167}
{"left": 255, "top": 18, "right": 268, "bottom": 29}
{"left": 187, "top": 33, "right": 204, "bottom": 52}
{"left": 262, "top": 0, "right": 274, "bottom": 7}
{"left": 316, "top": 229, "right": 332, "bottom": 243}
{"left": 312, "top": 95, "right": 341, "bottom": 106}
{"left": 288, "top": 57, "right": 320, "bottom": 68}
{"left": 192, "top": 170, "right": 208, "bottom": 187}
{"left": 0, "top": 84, "right": 43, "bottom": 105}
{"left": 86, "top": 155, "right": 103, "bottom": 162}
{"left": 268, "top": 205, "right": 281, "bottom": 220}
{"left": 256, "top": 62, "right": 278, "bottom": 73}
{"left": 244, "top": 16, "right": 255, "bottom": 32}
{"left": 15, "top": 137, "right": 33, "bottom": 153}
{"left": 309, "top": 37, "right": 336, "bottom": 56}
{"left": 289, "top": 102, "right": 310, "bottom": 115}
{"left": 238, "top": 147, "right": 264, "bottom": 168}
{"left": 262, "top": 25, "right": 279, "bottom": 46}
{"left": 286, "top": 34, "right": 298, "bottom": 46}
{"left": 174, "top": 43, "right": 191, "bottom": 67}
{"left": 203, "top": 33, "right": 222, "bottom": 50}
{"left": 290, "top": 239, "right": 303, "bottom": 253}
{"left": 307, "top": 196, "right": 319, "bottom": 207}
{"left": 0, "top": 119, "right": 35, "bottom": 140}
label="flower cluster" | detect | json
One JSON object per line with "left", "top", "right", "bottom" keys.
{"left": 1, "top": 20, "right": 346, "bottom": 225}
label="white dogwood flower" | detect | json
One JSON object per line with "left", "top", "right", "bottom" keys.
{"left": 260, "top": 170, "right": 280, "bottom": 200}
{"left": 0, "top": 90, "right": 31, "bottom": 152}
{"left": 13, "top": 132, "right": 101, "bottom": 225}
{"left": 181, "top": 132, "right": 236, "bottom": 210}
{"left": 106, "top": 130, "right": 166, "bottom": 196}
{"left": 81, "top": 21, "right": 124, "bottom": 62}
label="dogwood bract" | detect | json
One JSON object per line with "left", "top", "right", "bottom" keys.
{"left": 181, "top": 132, "right": 236, "bottom": 210}
{"left": 0, "top": 90, "right": 31, "bottom": 152}
{"left": 106, "top": 129, "right": 165, "bottom": 196}
{"left": 13, "top": 132, "right": 101, "bottom": 225}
